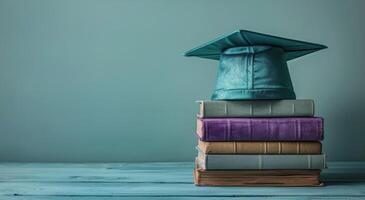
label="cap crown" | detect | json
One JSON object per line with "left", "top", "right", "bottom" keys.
{"left": 213, "top": 46, "right": 295, "bottom": 100}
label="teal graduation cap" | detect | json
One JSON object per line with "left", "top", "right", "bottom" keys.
{"left": 185, "top": 30, "right": 327, "bottom": 100}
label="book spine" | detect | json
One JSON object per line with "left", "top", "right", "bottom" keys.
{"left": 194, "top": 169, "right": 322, "bottom": 186}
{"left": 198, "top": 100, "right": 314, "bottom": 118}
{"left": 199, "top": 141, "right": 322, "bottom": 154}
{"left": 201, "top": 154, "right": 326, "bottom": 170}
{"left": 198, "top": 118, "right": 323, "bottom": 141}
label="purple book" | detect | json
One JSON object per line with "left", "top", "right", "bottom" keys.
{"left": 197, "top": 117, "right": 323, "bottom": 141}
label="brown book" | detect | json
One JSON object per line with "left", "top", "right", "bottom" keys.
{"left": 194, "top": 168, "right": 323, "bottom": 186}
{"left": 198, "top": 140, "right": 322, "bottom": 154}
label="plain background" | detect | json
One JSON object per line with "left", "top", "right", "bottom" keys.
{"left": 0, "top": 0, "right": 364, "bottom": 162}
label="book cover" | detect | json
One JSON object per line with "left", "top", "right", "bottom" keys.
{"left": 198, "top": 140, "right": 321, "bottom": 154}
{"left": 197, "top": 152, "right": 326, "bottom": 170}
{"left": 197, "top": 117, "right": 323, "bottom": 141}
{"left": 198, "top": 99, "right": 314, "bottom": 118}
{"left": 194, "top": 168, "right": 322, "bottom": 186}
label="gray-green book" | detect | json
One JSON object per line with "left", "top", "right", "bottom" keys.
{"left": 197, "top": 151, "right": 326, "bottom": 170}
{"left": 197, "top": 99, "right": 314, "bottom": 118}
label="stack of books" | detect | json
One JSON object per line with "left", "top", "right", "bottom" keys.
{"left": 194, "top": 100, "right": 325, "bottom": 186}
{"left": 184, "top": 29, "right": 327, "bottom": 186}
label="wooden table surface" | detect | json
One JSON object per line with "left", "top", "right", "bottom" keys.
{"left": 1, "top": 162, "right": 365, "bottom": 199}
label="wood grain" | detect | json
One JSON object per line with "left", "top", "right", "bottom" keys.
{"left": 0, "top": 162, "right": 364, "bottom": 199}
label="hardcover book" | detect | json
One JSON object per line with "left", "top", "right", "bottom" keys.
{"left": 197, "top": 117, "right": 323, "bottom": 141}
{"left": 197, "top": 152, "right": 326, "bottom": 170}
{"left": 198, "top": 140, "right": 321, "bottom": 154}
{"left": 197, "top": 99, "right": 314, "bottom": 118}
{"left": 194, "top": 168, "right": 322, "bottom": 186}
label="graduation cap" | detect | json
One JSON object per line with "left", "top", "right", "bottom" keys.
{"left": 185, "top": 30, "right": 327, "bottom": 100}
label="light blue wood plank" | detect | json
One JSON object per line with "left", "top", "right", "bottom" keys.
{"left": 4, "top": 197, "right": 362, "bottom": 200}
{"left": 0, "top": 162, "right": 364, "bottom": 183}
{"left": 1, "top": 182, "right": 365, "bottom": 197}
{"left": 0, "top": 162, "right": 364, "bottom": 199}
{"left": 0, "top": 162, "right": 193, "bottom": 183}
{"left": 3, "top": 197, "right": 362, "bottom": 200}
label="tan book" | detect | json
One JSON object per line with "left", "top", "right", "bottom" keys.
{"left": 198, "top": 140, "right": 322, "bottom": 154}
{"left": 194, "top": 168, "right": 323, "bottom": 186}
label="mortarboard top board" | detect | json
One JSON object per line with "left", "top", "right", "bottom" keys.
{"left": 185, "top": 30, "right": 327, "bottom": 100}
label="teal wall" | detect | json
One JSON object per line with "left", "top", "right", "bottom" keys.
{"left": 0, "top": 0, "right": 364, "bottom": 162}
